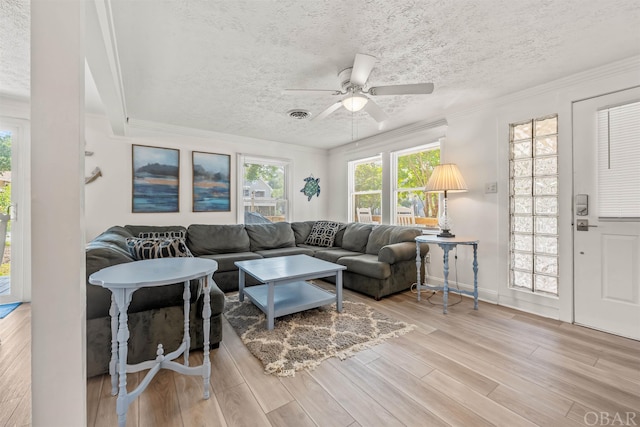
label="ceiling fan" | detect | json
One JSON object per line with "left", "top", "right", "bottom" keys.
{"left": 284, "top": 53, "right": 434, "bottom": 123}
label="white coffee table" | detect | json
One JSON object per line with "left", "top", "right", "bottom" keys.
{"left": 89, "top": 257, "right": 218, "bottom": 427}
{"left": 235, "top": 254, "right": 346, "bottom": 330}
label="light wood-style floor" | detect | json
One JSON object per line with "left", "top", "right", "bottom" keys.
{"left": 0, "top": 303, "right": 31, "bottom": 426}
{"left": 2, "top": 287, "right": 640, "bottom": 426}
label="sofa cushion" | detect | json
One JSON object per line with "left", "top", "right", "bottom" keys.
{"left": 366, "top": 225, "right": 422, "bottom": 255}
{"left": 341, "top": 223, "right": 374, "bottom": 253}
{"left": 304, "top": 221, "right": 341, "bottom": 247}
{"left": 388, "top": 226, "right": 423, "bottom": 244}
{"left": 198, "top": 252, "right": 262, "bottom": 272}
{"left": 338, "top": 254, "right": 391, "bottom": 280}
{"left": 255, "top": 247, "right": 314, "bottom": 258}
{"left": 291, "top": 221, "right": 316, "bottom": 244}
{"left": 333, "top": 223, "right": 347, "bottom": 247}
{"left": 314, "top": 248, "right": 364, "bottom": 264}
{"left": 245, "top": 223, "right": 295, "bottom": 251}
{"left": 86, "top": 226, "right": 134, "bottom": 257}
{"left": 126, "top": 237, "right": 193, "bottom": 260}
{"left": 187, "top": 224, "right": 250, "bottom": 256}
{"left": 296, "top": 244, "right": 341, "bottom": 254}
{"left": 365, "top": 225, "right": 394, "bottom": 255}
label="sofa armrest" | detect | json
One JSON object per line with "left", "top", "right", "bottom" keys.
{"left": 196, "top": 279, "right": 226, "bottom": 318}
{"left": 378, "top": 242, "right": 429, "bottom": 264}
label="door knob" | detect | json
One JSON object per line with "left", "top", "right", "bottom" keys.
{"left": 576, "top": 219, "right": 597, "bottom": 231}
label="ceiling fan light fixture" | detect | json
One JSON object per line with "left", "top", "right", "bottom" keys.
{"left": 342, "top": 94, "right": 368, "bottom": 112}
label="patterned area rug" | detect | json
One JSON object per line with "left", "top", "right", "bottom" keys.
{"left": 223, "top": 292, "right": 415, "bottom": 376}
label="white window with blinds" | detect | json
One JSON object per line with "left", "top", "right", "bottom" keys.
{"left": 597, "top": 100, "right": 640, "bottom": 219}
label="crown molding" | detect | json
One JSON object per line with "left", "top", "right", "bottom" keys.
{"left": 447, "top": 55, "right": 640, "bottom": 121}
{"left": 126, "top": 118, "right": 327, "bottom": 155}
{"left": 329, "top": 118, "right": 448, "bottom": 155}
{"left": 86, "top": 0, "right": 128, "bottom": 136}
{"left": 0, "top": 93, "right": 30, "bottom": 119}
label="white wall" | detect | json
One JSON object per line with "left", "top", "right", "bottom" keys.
{"left": 31, "top": 0, "right": 87, "bottom": 424}
{"left": 85, "top": 115, "right": 330, "bottom": 240}
{"left": 329, "top": 56, "right": 640, "bottom": 320}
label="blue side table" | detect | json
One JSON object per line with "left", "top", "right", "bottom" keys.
{"left": 415, "top": 235, "right": 479, "bottom": 314}
{"left": 89, "top": 257, "right": 218, "bottom": 427}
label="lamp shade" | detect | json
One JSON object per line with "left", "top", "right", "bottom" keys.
{"left": 425, "top": 163, "right": 468, "bottom": 193}
{"left": 342, "top": 94, "right": 369, "bottom": 112}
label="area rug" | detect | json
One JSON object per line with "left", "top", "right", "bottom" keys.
{"left": 223, "top": 293, "right": 415, "bottom": 376}
{"left": 0, "top": 302, "right": 21, "bottom": 319}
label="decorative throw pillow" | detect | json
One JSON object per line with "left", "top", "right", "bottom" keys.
{"left": 126, "top": 237, "right": 193, "bottom": 260}
{"left": 304, "top": 221, "right": 341, "bottom": 248}
{"left": 138, "top": 230, "right": 186, "bottom": 239}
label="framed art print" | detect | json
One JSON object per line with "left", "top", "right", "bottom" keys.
{"left": 192, "top": 151, "right": 231, "bottom": 212}
{"left": 132, "top": 145, "right": 180, "bottom": 213}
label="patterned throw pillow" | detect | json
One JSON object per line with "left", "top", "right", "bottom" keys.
{"left": 126, "top": 237, "right": 193, "bottom": 260}
{"left": 138, "top": 230, "right": 186, "bottom": 239}
{"left": 304, "top": 221, "right": 341, "bottom": 247}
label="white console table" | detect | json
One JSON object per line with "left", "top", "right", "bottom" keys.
{"left": 415, "top": 235, "right": 479, "bottom": 314}
{"left": 89, "top": 257, "right": 218, "bottom": 427}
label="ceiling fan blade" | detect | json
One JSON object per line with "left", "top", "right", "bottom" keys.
{"left": 350, "top": 53, "right": 377, "bottom": 87}
{"left": 311, "top": 101, "right": 343, "bottom": 121}
{"left": 363, "top": 100, "right": 389, "bottom": 123}
{"left": 369, "top": 83, "right": 434, "bottom": 96}
{"left": 283, "top": 89, "right": 341, "bottom": 95}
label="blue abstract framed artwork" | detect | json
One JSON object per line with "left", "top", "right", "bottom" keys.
{"left": 192, "top": 151, "right": 231, "bottom": 212}
{"left": 132, "top": 145, "right": 180, "bottom": 213}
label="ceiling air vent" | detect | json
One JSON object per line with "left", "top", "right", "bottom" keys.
{"left": 287, "top": 109, "right": 311, "bottom": 120}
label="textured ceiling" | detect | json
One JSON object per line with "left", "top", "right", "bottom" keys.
{"left": 0, "top": 0, "right": 29, "bottom": 99}
{"left": 2, "top": 0, "right": 640, "bottom": 149}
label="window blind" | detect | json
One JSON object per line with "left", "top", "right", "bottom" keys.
{"left": 597, "top": 101, "right": 640, "bottom": 219}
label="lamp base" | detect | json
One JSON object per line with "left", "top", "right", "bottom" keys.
{"left": 437, "top": 229, "right": 456, "bottom": 238}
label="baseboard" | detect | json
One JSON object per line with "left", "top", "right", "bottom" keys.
{"left": 497, "top": 294, "right": 560, "bottom": 320}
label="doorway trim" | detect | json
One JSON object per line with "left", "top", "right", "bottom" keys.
{"left": 0, "top": 117, "right": 31, "bottom": 303}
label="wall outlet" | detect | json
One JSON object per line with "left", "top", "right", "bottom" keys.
{"left": 425, "top": 253, "right": 431, "bottom": 263}
{"left": 485, "top": 182, "right": 498, "bottom": 193}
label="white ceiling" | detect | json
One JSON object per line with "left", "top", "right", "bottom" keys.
{"left": 2, "top": 0, "right": 640, "bottom": 149}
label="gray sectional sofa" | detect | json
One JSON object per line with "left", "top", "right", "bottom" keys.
{"left": 85, "top": 221, "right": 428, "bottom": 377}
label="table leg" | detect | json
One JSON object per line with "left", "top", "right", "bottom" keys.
{"left": 109, "top": 294, "right": 118, "bottom": 396}
{"left": 113, "top": 289, "right": 134, "bottom": 427}
{"left": 267, "top": 281, "right": 275, "bottom": 330}
{"left": 336, "top": 270, "right": 343, "bottom": 312}
{"left": 183, "top": 280, "right": 191, "bottom": 367}
{"left": 442, "top": 245, "right": 451, "bottom": 314}
{"left": 238, "top": 269, "right": 245, "bottom": 302}
{"left": 415, "top": 241, "right": 422, "bottom": 301}
{"left": 473, "top": 243, "right": 479, "bottom": 310}
{"left": 202, "top": 274, "right": 212, "bottom": 399}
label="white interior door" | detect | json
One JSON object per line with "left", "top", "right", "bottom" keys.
{"left": 573, "top": 87, "right": 640, "bottom": 340}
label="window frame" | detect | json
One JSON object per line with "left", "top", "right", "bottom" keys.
{"left": 391, "top": 142, "right": 441, "bottom": 226}
{"left": 236, "top": 154, "right": 292, "bottom": 223}
{"left": 348, "top": 155, "right": 383, "bottom": 223}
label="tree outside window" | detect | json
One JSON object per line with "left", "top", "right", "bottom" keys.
{"left": 0, "top": 131, "right": 11, "bottom": 277}
{"left": 392, "top": 144, "right": 440, "bottom": 227}
{"left": 242, "top": 160, "right": 289, "bottom": 222}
